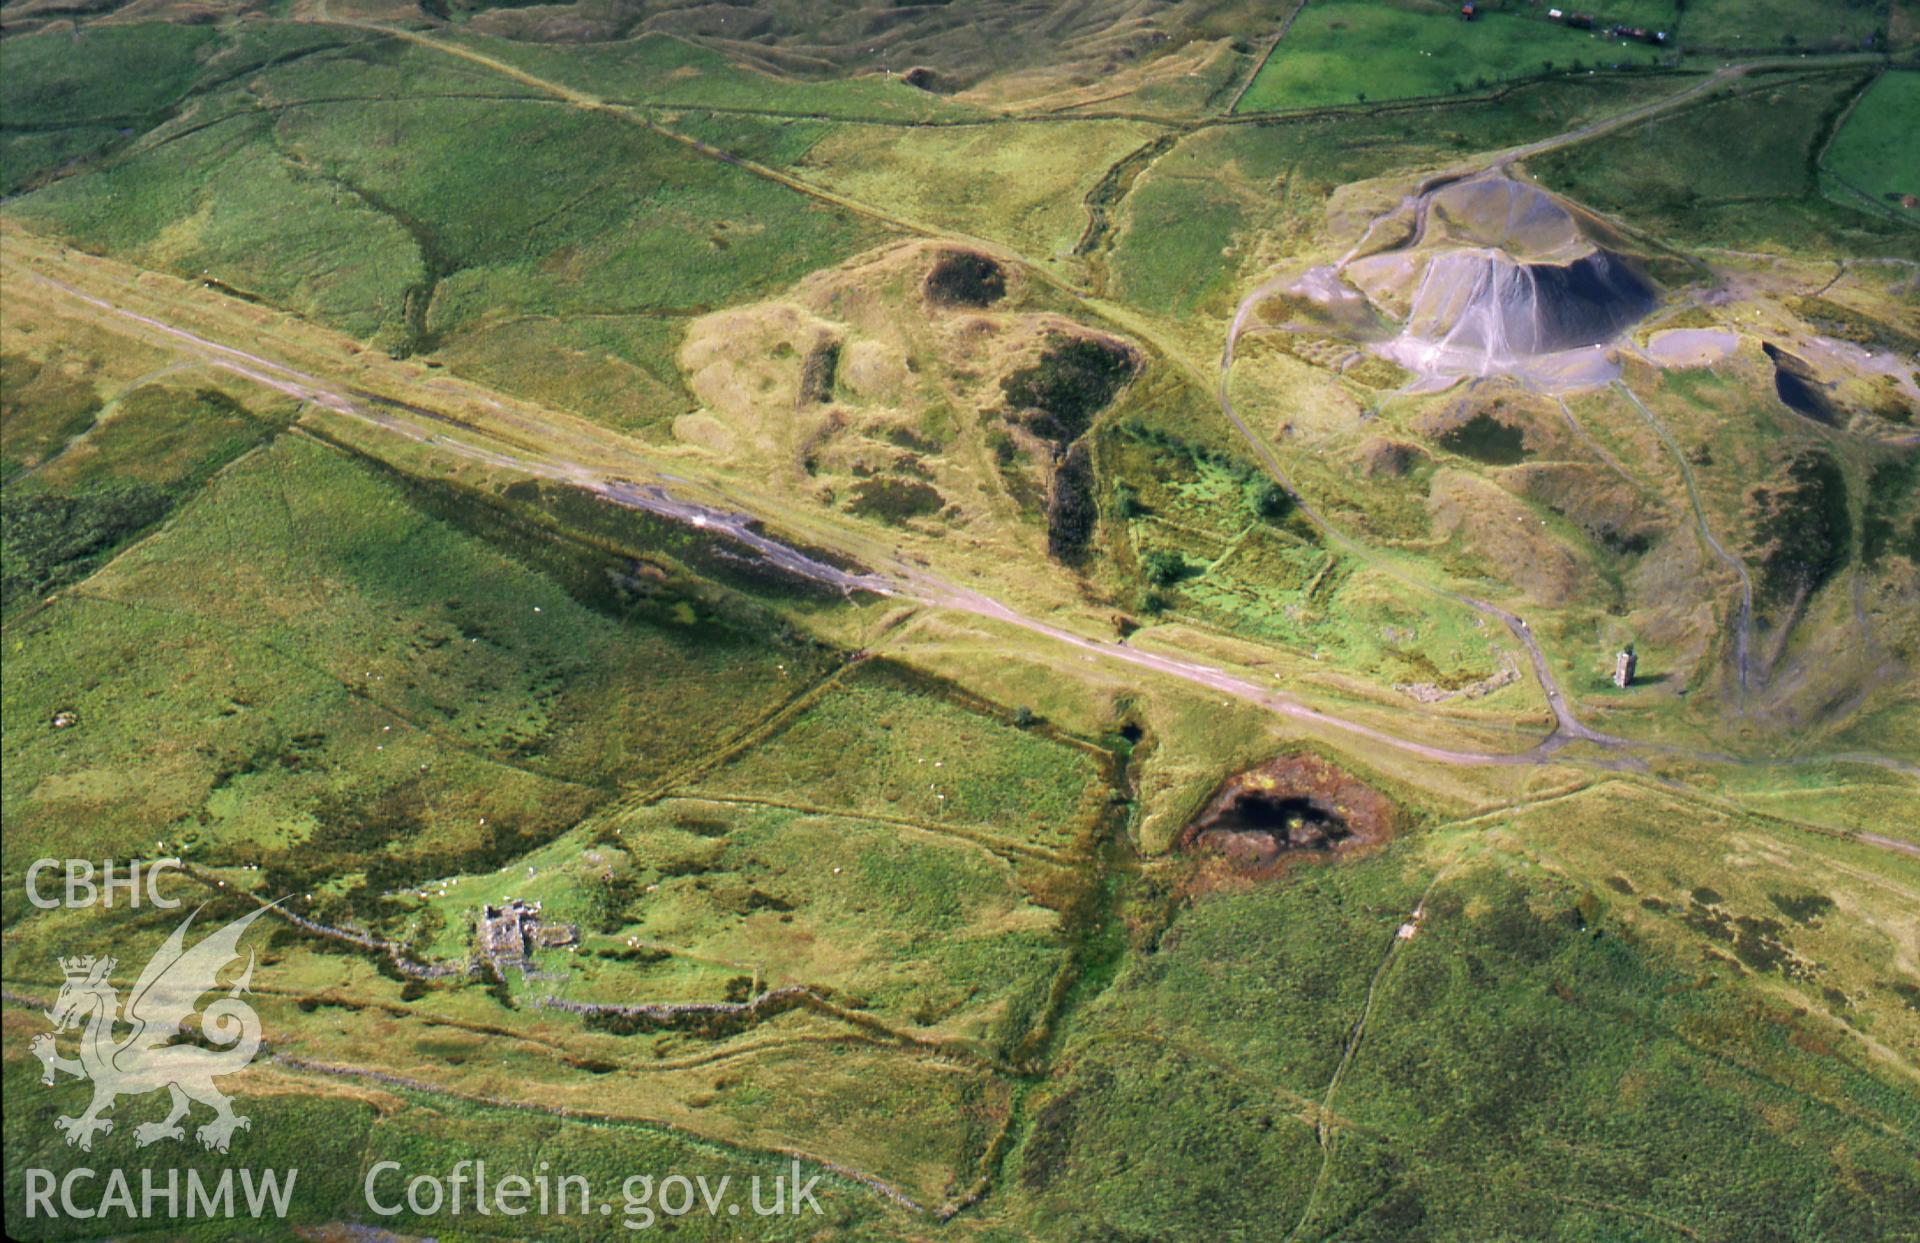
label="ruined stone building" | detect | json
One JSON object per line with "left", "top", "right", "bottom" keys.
{"left": 478, "top": 898, "right": 578, "bottom": 971}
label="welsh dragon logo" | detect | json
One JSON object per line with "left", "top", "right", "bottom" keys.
{"left": 31, "top": 903, "right": 274, "bottom": 1154}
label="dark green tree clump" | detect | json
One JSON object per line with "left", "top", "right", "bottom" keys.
{"left": 1142, "top": 549, "right": 1189, "bottom": 586}
{"left": 1244, "top": 477, "right": 1292, "bottom": 522}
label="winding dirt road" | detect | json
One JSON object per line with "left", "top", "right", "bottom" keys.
{"left": 1614, "top": 379, "right": 1755, "bottom": 694}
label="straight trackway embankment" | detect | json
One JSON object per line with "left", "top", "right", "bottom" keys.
{"left": 4, "top": 228, "right": 1598, "bottom": 773}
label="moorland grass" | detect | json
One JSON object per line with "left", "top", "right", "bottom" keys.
{"left": 797, "top": 119, "right": 1163, "bottom": 267}
{"left": 0, "top": 23, "right": 215, "bottom": 126}
{"left": 0, "top": 21, "right": 372, "bottom": 194}
{"left": 1321, "top": 855, "right": 1920, "bottom": 1237}
{"left": 1009, "top": 840, "right": 1920, "bottom": 1239}
{"left": 1, "top": 20, "right": 216, "bottom": 193}
{"left": 4, "top": 14, "right": 1918, "bottom": 1240}
{"left": 7, "top": 52, "right": 884, "bottom": 404}
{"left": 704, "top": 662, "right": 1107, "bottom": 853}
{"left": 1010, "top": 849, "right": 1429, "bottom": 1238}
{"left": 1, "top": 379, "right": 294, "bottom": 612}
{"left": 1, "top": 432, "right": 827, "bottom": 874}
{"left": 1, "top": 1058, "right": 377, "bottom": 1242}
{"left": 535, "top": 799, "right": 1071, "bottom": 1049}
{"left": 8, "top": 113, "right": 425, "bottom": 343}
{"left": 447, "top": 30, "right": 979, "bottom": 122}
{"left": 0, "top": 1055, "right": 901, "bottom": 1240}
{"left": 429, "top": 314, "right": 695, "bottom": 438}
{"left": 0, "top": 350, "right": 105, "bottom": 478}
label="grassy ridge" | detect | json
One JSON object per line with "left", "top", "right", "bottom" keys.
{"left": 5, "top": 36, "right": 885, "bottom": 426}
{"left": 0, "top": 22, "right": 368, "bottom": 194}
{"left": 446, "top": 30, "right": 979, "bottom": 121}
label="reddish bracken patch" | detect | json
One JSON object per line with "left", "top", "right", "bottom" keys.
{"left": 1176, "top": 753, "right": 1397, "bottom": 889}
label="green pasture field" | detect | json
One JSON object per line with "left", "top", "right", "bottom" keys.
{"left": 1677, "top": 0, "right": 1890, "bottom": 50}
{"left": 1822, "top": 69, "right": 1920, "bottom": 211}
{"left": 399, "top": 794, "right": 1071, "bottom": 1052}
{"left": 1530, "top": 70, "right": 1911, "bottom": 251}
{"left": 1236, "top": 0, "right": 1668, "bottom": 113}
{"left": 1573, "top": 0, "right": 1681, "bottom": 24}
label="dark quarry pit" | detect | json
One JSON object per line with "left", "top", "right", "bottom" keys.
{"left": 925, "top": 250, "right": 1007, "bottom": 307}
{"left": 1195, "top": 793, "right": 1349, "bottom": 861}
{"left": 1763, "top": 342, "right": 1839, "bottom": 425}
{"left": 1178, "top": 753, "right": 1396, "bottom": 879}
